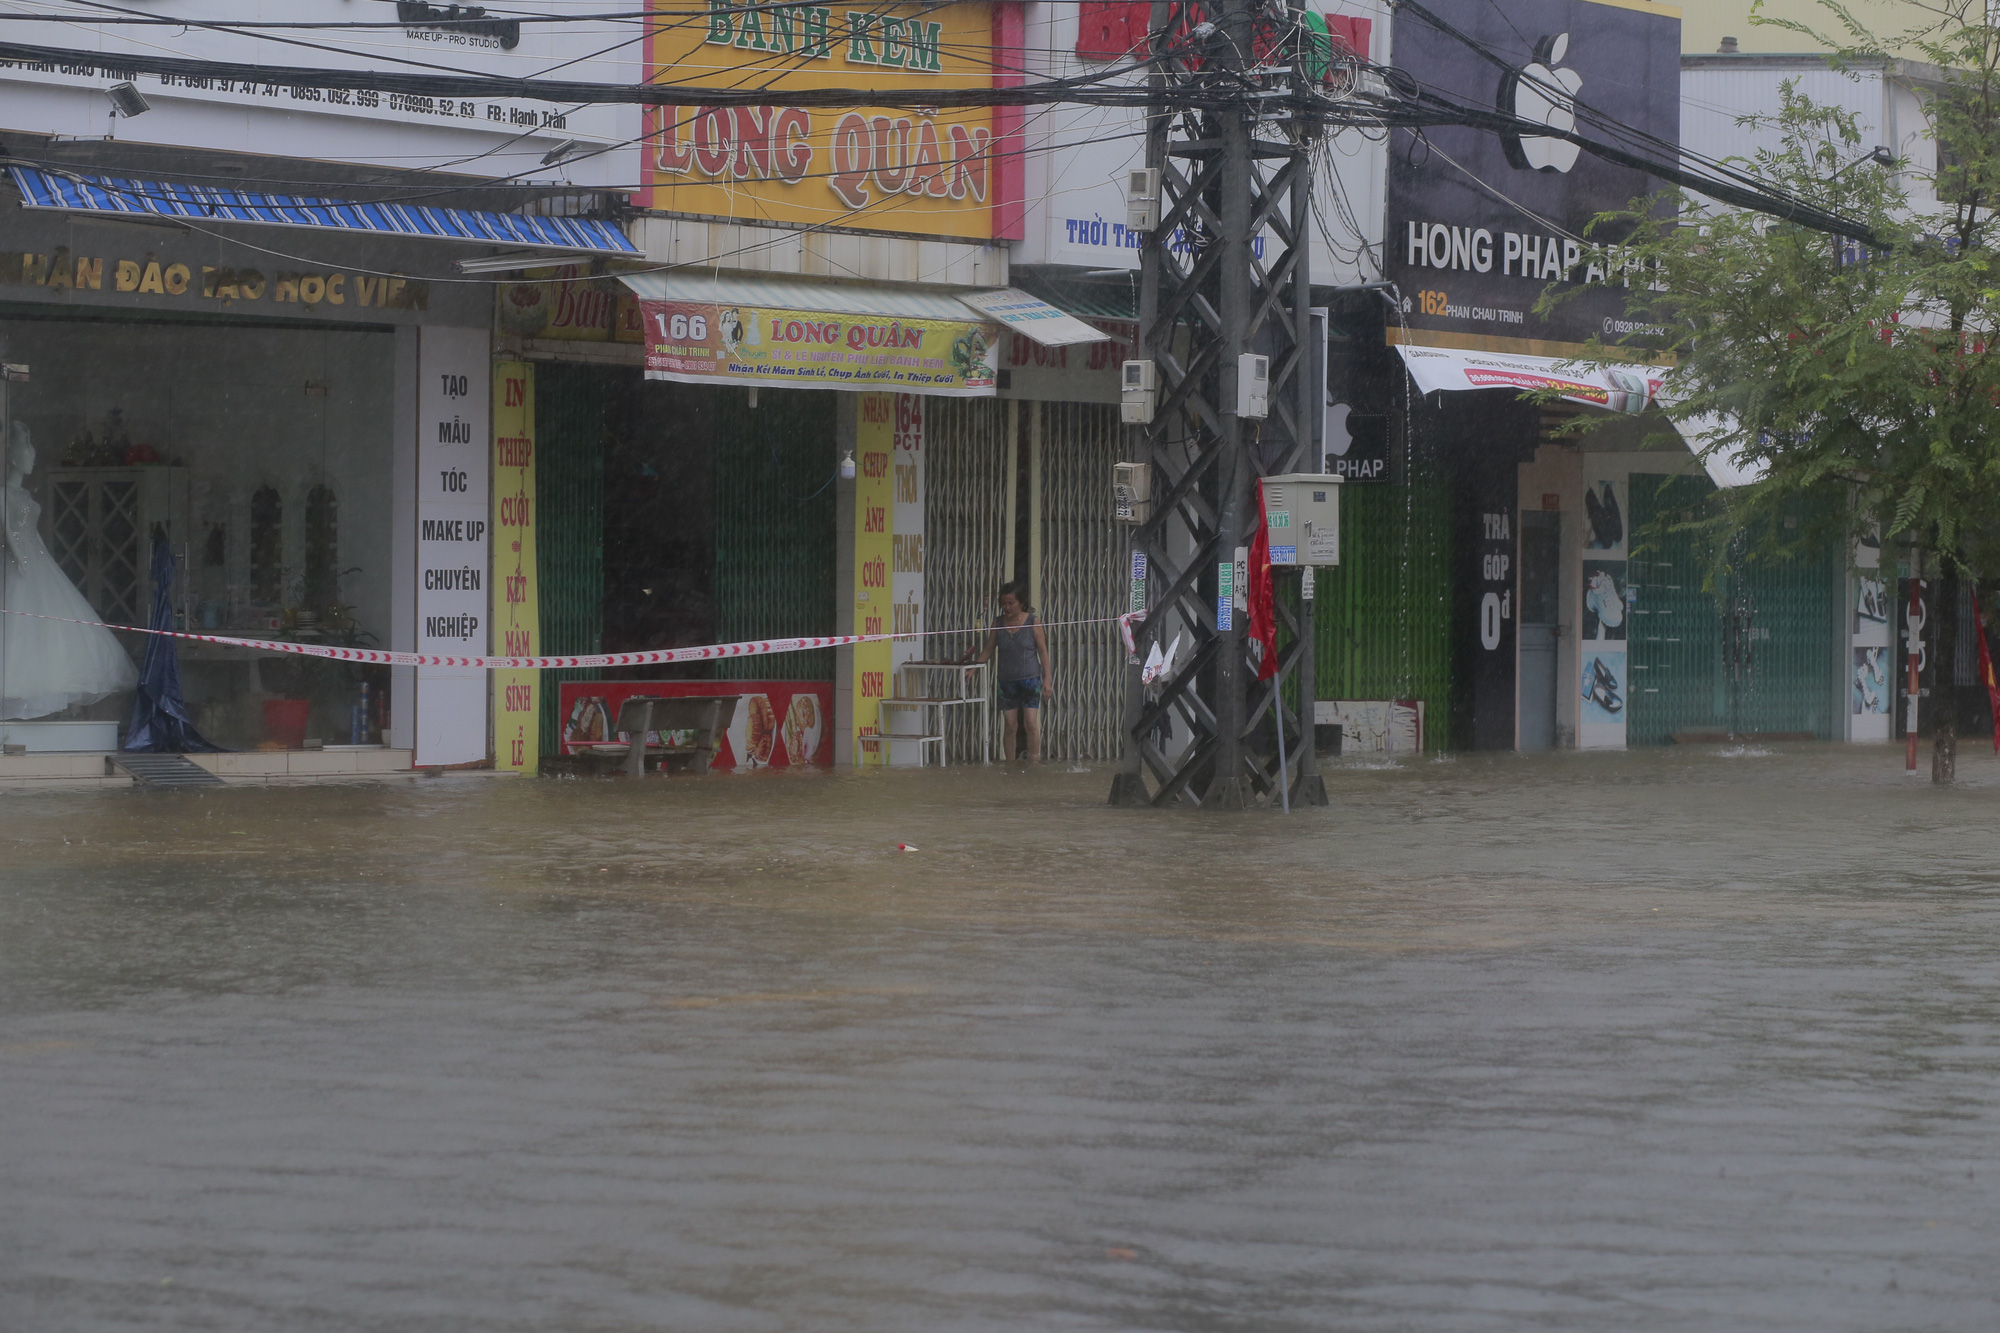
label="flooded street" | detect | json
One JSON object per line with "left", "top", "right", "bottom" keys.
{"left": 5, "top": 746, "right": 2000, "bottom": 1331}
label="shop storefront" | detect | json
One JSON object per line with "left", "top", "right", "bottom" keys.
{"left": 0, "top": 169, "right": 637, "bottom": 766}
{"left": 1335, "top": 0, "right": 1852, "bottom": 752}
{"left": 555, "top": 0, "right": 1115, "bottom": 770}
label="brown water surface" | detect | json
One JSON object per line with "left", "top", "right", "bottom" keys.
{"left": 3, "top": 745, "right": 1998, "bottom": 1330}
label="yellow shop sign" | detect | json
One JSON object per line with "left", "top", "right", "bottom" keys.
{"left": 641, "top": 0, "right": 1004, "bottom": 241}
{"left": 1, "top": 247, "right": 429, "bottom": 310}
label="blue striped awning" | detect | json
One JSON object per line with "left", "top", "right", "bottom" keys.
{"left": 7, "top": 166, "right": 637, "bottom": 256}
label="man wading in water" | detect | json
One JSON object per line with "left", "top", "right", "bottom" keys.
{"left": 962, "top": 581, "right": 1052, "bottom": 761}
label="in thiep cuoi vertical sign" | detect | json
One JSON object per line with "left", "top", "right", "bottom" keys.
{"left": 415, "top": 327, "right": 491, "bottom": 766}
{"left": 491, "top": 361, "right": 539, "bottom": 773}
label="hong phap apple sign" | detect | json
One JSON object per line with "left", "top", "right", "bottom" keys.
{"left": 1500, "top": 33, "right": 1583, "bottom": 174}
{"left": 1383, "top": 0, "right": 1678, "bottom": 349}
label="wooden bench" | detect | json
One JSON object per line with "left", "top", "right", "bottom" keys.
{"left": 569, "top": 695, "right": 742, "bottom": 776}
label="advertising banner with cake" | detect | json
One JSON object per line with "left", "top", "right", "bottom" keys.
{"left": 558, "top": 680, "right": 832, "bottom": 768}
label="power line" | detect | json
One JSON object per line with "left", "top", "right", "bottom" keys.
{"left": 0, "top": 37, "right": 1187, "bottom": 108}
{"left": 0, "top": 17, "right": 1895, "bottom": 244}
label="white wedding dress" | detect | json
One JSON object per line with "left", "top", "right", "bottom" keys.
{"left": 2, "top": 426, "right": 138, "bottom": 719}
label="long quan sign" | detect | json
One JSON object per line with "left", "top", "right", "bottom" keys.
{"left": 637, "top": 298, "right": 998, "bottom": 395}
{"left": 641, "top": 0, "right": 1005, "bottom": 241}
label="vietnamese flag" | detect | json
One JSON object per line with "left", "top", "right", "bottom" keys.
{"left": 1975, "top": 582, "right": 2000, "bottom": 753}
{"left": 1247, "top": 479, "right": 1279, "bottom": 681}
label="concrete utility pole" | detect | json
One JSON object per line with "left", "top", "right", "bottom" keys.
{"left": 1111, "top": 0, "right": 1331, "bottom": 809}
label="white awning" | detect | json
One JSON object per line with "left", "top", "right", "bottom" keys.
{"left": 1393, "top": 344, "right": 1766, "bottom": 489}
{"left": 618, "top": 273, "right": 1108, "bottom": 348}
{"left": 958, "top": 289, "right": 1112, "bottom": 346}
{"left": 1394, "top": 343, "right": 1666, "bottom": 413}
{"left": 1668, "top": 412, "right": 1768, "bottom": 489}
{"left": 620, "top": 270, "right": 980, "bottom": 321}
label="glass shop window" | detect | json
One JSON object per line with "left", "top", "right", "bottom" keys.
{"left": 250, "top": 486, "right": 283, "bottom": 604}
{"left": 303, "top": 483, "right": 338, "bottom": 615}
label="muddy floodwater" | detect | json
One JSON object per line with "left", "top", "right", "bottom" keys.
{"left": 4, "top": 746, "right": 2000, "bottom": 1331}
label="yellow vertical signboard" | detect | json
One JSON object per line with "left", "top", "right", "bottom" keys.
{"left": 492, "top": 362, "right": 539, "bottom": 772}
{"left": 852, "top": 391, "right": 895, "bottom": 764}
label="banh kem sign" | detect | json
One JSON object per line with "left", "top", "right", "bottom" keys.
{"left": 1385, "top": 0, "right": 1679, "bottom": 351}
{"left": 491, "top": 362, "right": 540, "bottom": 774}
{"left": 641, "top": 0, "right": 1003, "bottom": 241}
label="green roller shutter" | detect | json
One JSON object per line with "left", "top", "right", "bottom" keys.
{"left": 1627, "top": 475, "right": 1720, "bottom": 744}
{"left": 710, "top": 389, "right": 839, "bottom": 681}
{"left": 533, "top": 362, "right": 609, "bottom": 759}
{"left": 1311, "top": 481, "right": 1455, "bottom": 747}
{"left": 1628, "top": 474, "right": 1839, "bottom": 742}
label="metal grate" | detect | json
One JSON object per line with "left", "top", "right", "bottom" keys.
{"left": 1626, "top": 474, "right": 1840, "bottom": 742}
{"left": 1627, "top": 475, "right": 1720, "bottom": 745}
{"left": 924, "top": 396, "right": 1011, "bottom": 763}
{"left": 1038, "top": 401, "right": 1125, "bottom": 761}
{"left": 1311, "top": 481, "right": 1455, "bottom": 747}
{"left": 534, "top": 362, "right": 608, "bottom": 758}
{"left": 710, "top": 389, "right": 839, "bottom": 683}
{"left": 50, "top": 479, "right": 89, "bottom": 592}
{"left": 48, "top": 475, "right": 142, "bottom": 625}
{"left": 109, "top": 753, "right": 225, "bottom": 787}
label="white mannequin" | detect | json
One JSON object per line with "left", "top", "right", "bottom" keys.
{"left": 2, "top": 423, "right": 138, "bottom": 719}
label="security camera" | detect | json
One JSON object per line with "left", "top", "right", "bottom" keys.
{"left": 106, "top": 82, "right": 152, "bottom": 119}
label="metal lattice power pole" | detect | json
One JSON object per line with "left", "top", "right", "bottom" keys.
{"left": 1111, "top": 0, "right": 1329, "bottom": 809}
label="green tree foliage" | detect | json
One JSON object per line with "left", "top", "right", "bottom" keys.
{"left": 1583, "top": 2, "right": 2000, "bottom": 573}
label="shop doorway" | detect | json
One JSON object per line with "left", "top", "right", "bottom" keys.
{"left": 1626, "top": 474, "right": 1840, "bottom": 742}
{"left": 1517, "top": 509, "right": 1561, "bottom": 750}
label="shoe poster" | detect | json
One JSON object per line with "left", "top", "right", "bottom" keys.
{"left": 1583, "top": 479, "right": 1626, "bottom": 555}
{"left": 1578, "top": 475, "right": 1628, "bottom": 748}
{"left": 1580, "top": 652, "right": 1627, "bottom": 730}
{"left": 1582, "top": 560, "right": 1628, "bottom": 641}
{"left": 1850, "top": 536, "right": 1892, "bottom": 740}
{"left": 1852, "top": 647, "right": 1889, "bottom": 716}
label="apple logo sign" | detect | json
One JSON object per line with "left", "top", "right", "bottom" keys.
{"left": 1500, "top": 33, "right": 1582, "bottom": 174}
{"left": 1324, "top": 399, "right": 1353, "bottom": 460}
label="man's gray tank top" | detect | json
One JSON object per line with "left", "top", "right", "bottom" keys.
{"left": 995, "top": 613, "right": 1040, "bottom": 679}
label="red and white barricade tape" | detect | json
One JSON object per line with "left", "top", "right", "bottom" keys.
{"left": 1, "top": 606, "right": 1144, "bottom": 669}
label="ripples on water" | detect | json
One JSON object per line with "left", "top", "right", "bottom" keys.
{"left": 4, "top": 746, "right": 1999, "bottom": 1331}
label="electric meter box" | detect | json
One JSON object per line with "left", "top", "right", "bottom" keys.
{"left": 1125, "top": 167, "right": 1161, "bottom": 233}
{"left": 1120, "top": 359, "right": 1157, "bottom": 425}
{"left": 1113, "top": 462, "right": 1151, "bottom": 523}
{"left": 1262, "top": 472, "right": 1341, "bottom": 566}
{"left": 1237, "top": 353, "right": 1269, "bottom": 418}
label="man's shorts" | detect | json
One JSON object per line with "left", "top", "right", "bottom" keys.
{"left": 999, "top": 677, "right": 1042, "bottom": 710}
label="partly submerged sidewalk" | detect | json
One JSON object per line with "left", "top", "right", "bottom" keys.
{"left": 0, "top": 749, "right": 521, "bottom": 789}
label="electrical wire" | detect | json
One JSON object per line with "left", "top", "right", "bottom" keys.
{"left": 1, "top": 119, "right": 1151, "bottom": 288}
{"left": 0, "top": 8, "right": 1896, "bottom": 250}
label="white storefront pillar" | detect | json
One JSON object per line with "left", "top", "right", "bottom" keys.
{"left": 413, "top": 326, "right": 492, "bottom": 767}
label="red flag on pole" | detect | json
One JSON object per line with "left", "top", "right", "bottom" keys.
{"left": 1248, "top": 479, "right": 1279, "bottom": 681}
{"left": 1974, "top": 582, "right": 2000, "bottom": 753}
